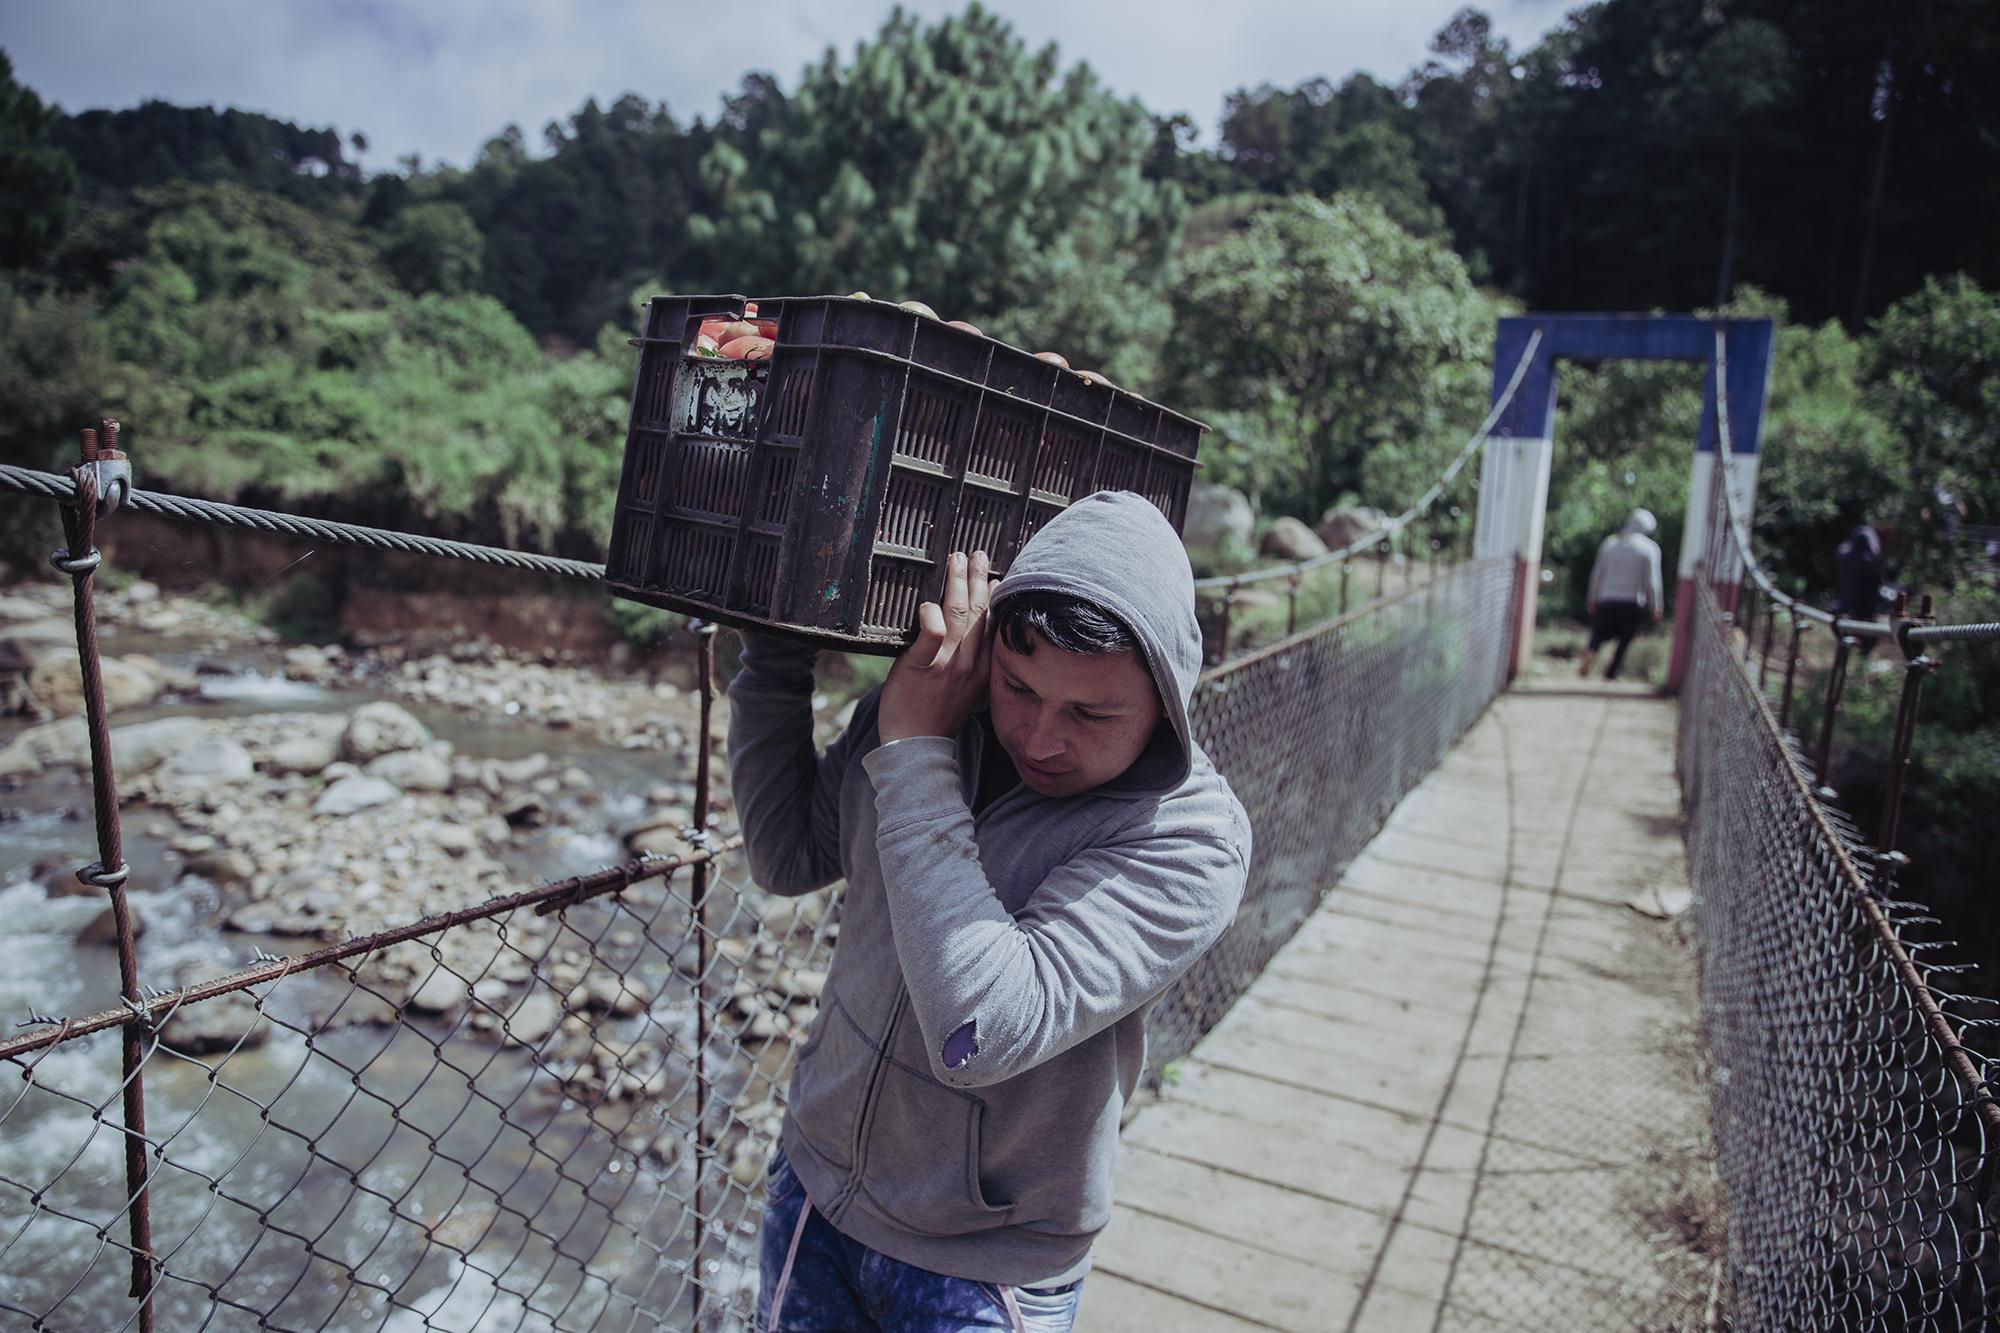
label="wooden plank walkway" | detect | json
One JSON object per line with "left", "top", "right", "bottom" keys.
{"left": 1085, "top": 682, "right": 1718, "bottom": 1332}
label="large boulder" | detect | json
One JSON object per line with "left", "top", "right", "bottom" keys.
{"left": 1183, "top": 482, "right": 1254, "bottom": 553}
{"left": 159, "top": 738, "right": 256, "bottom": 785}
{"left": 0, "top": 595, "right": 55, "bottom": 625}
{"left": 365, "top": 748, "right": 453, "bottom": 792}
{"left": 181, "top": 847, "right": 257, "bottom": 886}
{"left": 263, "top": 734, "right": 340, "bottom": 775}
{"left": 1259, "top": 517, "right": 1328, "bottom": 562}
{"left": 0, "top": 618, "right": 74, "bottom": 674}
{"left": 341, "top": 701, "right": 432, "bottom": 762}
{"left": 120, "top": 654, "right": 198, "bottom": 695}
{"left": 161, "top": 962, "right": 272, "bottom": 1055}
{"left": 0, "top": 716, "right": 87, "bottom": 778}
{"left": 26, "top": 649, "right": 166, "bottom": 717}
{"left": 314, "top": 774, "right": 399, "bottom": 817}
{"left": 109, "top": 717, "right": 216, "bottom": 776}
{"left": 1317, "top": 505, "right": 1388, "bottom": 554}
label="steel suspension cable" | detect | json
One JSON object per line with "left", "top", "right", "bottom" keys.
{"left": 1192, "top": 328, "right": 1545, "bottom": 591}
{"left": 0, "top": 463, "right": 606, "bottom": 582}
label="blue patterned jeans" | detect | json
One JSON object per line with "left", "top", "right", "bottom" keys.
{"left": 756, "top": 1148, "right": 1085, "bottom": 1332}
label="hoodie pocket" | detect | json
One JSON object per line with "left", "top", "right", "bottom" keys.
{"left": 858, "top": 1048, "right": 1011, "bottom": 1235}
{"left": 787, "top": 996, "right": 879, "bottom": 1175}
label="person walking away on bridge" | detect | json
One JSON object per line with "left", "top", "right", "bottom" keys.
{"left": 728, "top": 490, "right": 1252, "bottom": 1332}
{"left": 1579, "top": 508, "right": 1664, "bottom": 681}
{"left": 1833, "top": 521, "right": 1886, "bottom": 656}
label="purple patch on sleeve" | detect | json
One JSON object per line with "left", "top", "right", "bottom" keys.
{"left": 941, "top": 1020, "right": 978, "bottom": 1069}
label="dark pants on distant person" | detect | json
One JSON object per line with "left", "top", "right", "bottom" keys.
{"left": 1588, "top": 600, "right": 1645, "bottom": 679}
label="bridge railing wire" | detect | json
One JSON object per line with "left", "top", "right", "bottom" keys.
{"left": 1678, "top": 329, "right": 2000, "bottom": 1328}
{"left": 0, "top": 393, "right": 1523, "bottom": 1329}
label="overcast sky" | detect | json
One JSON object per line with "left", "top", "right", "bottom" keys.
{"left": 2, "top": 0, "right": 1576, "bottom": 173}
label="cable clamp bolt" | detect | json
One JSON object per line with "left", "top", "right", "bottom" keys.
{"left": 84, "top": 458, "right": 132, "bottom": 516}
{"left": 76, "top": 861, "right": 130, "bottom": 890}
{"left": 49, "top": 547, "right": 103, "bottom": 576}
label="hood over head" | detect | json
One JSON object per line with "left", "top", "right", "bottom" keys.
{"left": 1623, "top": 508, "right": 1658, "bottom": 537}
{"left": 991, "top": 490, "right": 1200, "bottom": 797}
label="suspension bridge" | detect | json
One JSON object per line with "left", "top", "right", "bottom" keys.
{"left": 1, "top": 314, "right": 1996, "bottom": 1331}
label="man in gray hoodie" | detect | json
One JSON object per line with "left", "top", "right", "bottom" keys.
{"left": 729, "top": 490, "right": 1251, "bottom": 1331}
{"left": 1579, "top": 508, "right": 1665, "bottom": 681}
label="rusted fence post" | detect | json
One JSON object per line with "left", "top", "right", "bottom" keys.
{"left": 1742, "top": 586, "right": 1759, "bottom": 669}
{"left": 688, "top": 619, "right": 719, "bottom": 1328}
{"left": 1812, "top": 635, "right": 1858, "bottom": 798}
{"left": 1778, "top": 615, "right": 1805, "bottom": 729}
{"left": 53, "top": 420, "right": 156, "bottom": 1330}
{"left": 1876, "top": 600, "right": 1937, "bottom": 865}
{"left": 1758, "top": 591, "right": 1777, "bottom": 690}
{"left": 1216, "top": 583, "right": 1239, "bottom": 666}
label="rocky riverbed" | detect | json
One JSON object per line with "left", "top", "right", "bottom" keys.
{"left": 0, "top": 577, "right": 841, "bottom": 1197}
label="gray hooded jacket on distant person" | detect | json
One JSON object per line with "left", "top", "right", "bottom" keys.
{"left": 727, "top": 490, "right": 1252, "bottom": 1289}
{"left": 1588, "top": 510, "right": 1665, "bottom": 610}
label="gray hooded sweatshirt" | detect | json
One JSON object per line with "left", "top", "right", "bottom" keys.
{"left": 727, "top": 490, "right": 1251, "bottom": 1288}
{"left": 1588, "top": 510, "right": 1664, "bottom": 610}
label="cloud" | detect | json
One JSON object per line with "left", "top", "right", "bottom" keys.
{"left": 2, "top": 0, "right": 1575, "bottom": 170}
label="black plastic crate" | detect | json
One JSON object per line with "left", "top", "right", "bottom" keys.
{"left": 605, "top": 294, "right": 1206, "bottom": 654}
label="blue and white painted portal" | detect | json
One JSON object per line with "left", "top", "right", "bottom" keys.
{"left": 1472, "top": 314, "right": 1775, "bottom": 688}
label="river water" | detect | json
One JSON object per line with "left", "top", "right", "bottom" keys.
{"left": 0, "top": 630, "right": 778, "bottom": 1330}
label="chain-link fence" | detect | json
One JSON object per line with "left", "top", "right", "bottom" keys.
{"left": 1679, "top": 575, "right": 2000, "bottom": 1328}
{"left": 1153, "top": 555, "right": 1515, "bottom": 1070}
{"left": 0, "top": 444, "right": 1518, "bottom": 1331}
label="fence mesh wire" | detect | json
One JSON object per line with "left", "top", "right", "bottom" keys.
{"left": 1678, "top": 576, "right": 2000, "bottom": 1329}
{"left": 1152, "top": 556, "right": 1515, "bottom": 1071}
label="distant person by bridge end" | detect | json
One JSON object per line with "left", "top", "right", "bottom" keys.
{"left": 1579, "top": 508, "right": 1664, "bottom": 681}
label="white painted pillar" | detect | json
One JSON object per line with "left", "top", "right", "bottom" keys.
{"left": 1474, "top": 435, "right": 1555, "bottom": 677}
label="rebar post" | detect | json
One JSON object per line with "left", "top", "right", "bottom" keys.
{"left": 1742, "top": 586, "right": 1759, "bottom": 669}
{"left": 1758, "top": 590, "right": 1777, "bottom": 691}
{"left": 1339, "top": 560, "right": 1351, "bottom": 616}
{"left": 1285, "top": 572, "right": 1301, "bottom": 637}
{"left": 1778, "top": 616, "right": 1804, "bottom": 729}
{"left": 1876, "top": 600, "right": 1937, "bottom": 859}
{"left": 53, "top": 422, "right": 155, "bottom": 1329}
{"left": 1812, "top": 635, "right": 1858, "bottom": 797}
{"left": 688, "top": 619, "right": 718, "bottom": 1328}
{"left": 1216, "top": 585, "right": 1238, "bottom": 666}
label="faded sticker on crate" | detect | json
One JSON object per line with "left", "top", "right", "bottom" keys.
{"left": 676, "top": 360, "right": 763, "bottom": 440}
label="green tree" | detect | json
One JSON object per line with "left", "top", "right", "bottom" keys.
{"left": 1864, "top": 274, "right": 2000, "bottom": 581}
{"left": 0, "top": 53, "right": 79, "bottom": 268}
{"left": 440, "top": 94, "right": 709, "bottom": 342}
{"left": 1162, "top": 193, "right": 1489, "bottom": 519}
{"left": 51, "top": 97, "right": 362, "bottom": 210}
{"left": 1659, "top": 19, "right": 1796, "bottom": 305}
{"left": 1723, "top": 289, "right": 1902, "bottom": 599}
{"left": 1216, "top": 74, "right": 1444, "bottom": 239}
{"left": 377, "top": 200, "right": 485, "bottom": 295}
{"left": 688, "top": 3, "right": 1184, "bottom": 386}
{"left": 0, "top": 179, "right": 635, "bottom": 558}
